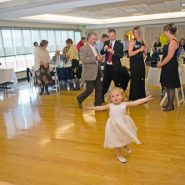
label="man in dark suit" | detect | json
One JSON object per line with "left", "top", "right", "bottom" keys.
{"left": 101, "top": 29, "right": 124, "bottom": 101}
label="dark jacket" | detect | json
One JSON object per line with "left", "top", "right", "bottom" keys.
{"left": 100, "top": 40, "right": 123, "bottom": 70}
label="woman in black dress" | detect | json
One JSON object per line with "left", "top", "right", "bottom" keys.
{"left": 128, "top": 26, "right": 147, "bottom": 100}
{"left": 157, "top": 23, "right": 180, "bottom": 112}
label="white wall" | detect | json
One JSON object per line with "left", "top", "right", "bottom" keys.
{"left": 0, "top": 20, "right": 81, "bottom": 30}
{"left": 87, "top": 23, "right": 185, "bottom": 48}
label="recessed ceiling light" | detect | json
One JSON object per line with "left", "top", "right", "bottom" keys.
{"left": 21, "top": 11, "right": 185, "bottom": 25}
{"left": 0, "top": 0, "right": 12, "bottom": 2}
{"left": 132, "top": 13, "right": 144, "bottom": 16}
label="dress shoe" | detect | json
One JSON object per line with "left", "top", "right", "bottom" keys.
{"left": 163, "top": 105, "right": 174, "bottom": 112}
{"left": 40, "top": 87, "right": 44, "bottom": 95}
{"left": 162, "top": 104, "right": 168, "bottom": 109}
{"left": 117, "top": 156, "right": 127, "bottom": 163}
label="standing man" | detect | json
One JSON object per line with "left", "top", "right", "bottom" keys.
{"left": 96, "top": 34, "right": 108, "bottom": 53}
{"left": 77, "top": 32, "right": 104, "bottom": 108}
{"left": 101, "top": 29, "right": 124, "bottom": 101}
{"left": 122, "top": 35, "right": 129, "bottom": 56}
{"left": 77, "top": 37, "right": 86, "bottom": 53}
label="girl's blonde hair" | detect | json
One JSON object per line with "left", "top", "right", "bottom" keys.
{"left": 104, "top": 87, "right": 125, "bottom": 103}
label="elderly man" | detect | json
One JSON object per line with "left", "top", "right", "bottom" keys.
{"left": 77, "top": 32, "right": 104, "bottom": 108}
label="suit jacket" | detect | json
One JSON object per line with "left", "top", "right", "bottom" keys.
{"left": 80, "top": 44, "right": 102, "bottom": 81}
{"left": 100, "top": 40, "right": 123, "bottom": 70}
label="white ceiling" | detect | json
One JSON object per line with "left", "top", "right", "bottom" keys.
{"left": 0, "top": 0, "right": 185, "bottom": 28}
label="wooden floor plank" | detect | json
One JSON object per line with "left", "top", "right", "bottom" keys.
{"left": 0, "top": 86, "right": 185, "bottom": 185}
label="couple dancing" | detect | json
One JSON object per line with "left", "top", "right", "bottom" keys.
{"left": 77, "top": 29, "right": 126, "bottom": 108}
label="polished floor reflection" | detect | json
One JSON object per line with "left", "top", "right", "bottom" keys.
{"left": 0, "top": 85, "right": 185, "bottom": 185}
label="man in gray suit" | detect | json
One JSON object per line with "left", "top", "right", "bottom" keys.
{"left": 77, "top": 32, "right": 104, "bottom": 108}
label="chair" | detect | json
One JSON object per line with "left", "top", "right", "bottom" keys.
{"left": 51, "top": 67, "right": 60, "bottom": 93}
{"left": 160, "top": 68, "right": 185, "bottom": 107}
{"left": 28, "top": 68, "right": 35, "bottom": 88}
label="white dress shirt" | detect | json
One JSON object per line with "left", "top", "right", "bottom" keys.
{"left": 89, "top": 43, "right": 98, "bottom": 65}
{"left": 106, "top": 40, "right": 115, "bottom": 65}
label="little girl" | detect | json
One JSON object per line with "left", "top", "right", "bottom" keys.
{"left": 86, "top": 87, "right": 152, "bottom": 163}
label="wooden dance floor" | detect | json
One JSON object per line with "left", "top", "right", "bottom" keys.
{"left": 0, "top": 86, "right": 185, "bottom": 185}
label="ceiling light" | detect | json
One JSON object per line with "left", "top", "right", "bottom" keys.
{"left": 132, "top": 13, "right": 144, "bottom": 16}
{"left": 21, "top": 11, "right": 185, "bottom": 25}
{"left": 0, "top": 0, "right": 12, "bottom": 2}
{"left": 21, "top": 14, "right": 98, "bottom": 24}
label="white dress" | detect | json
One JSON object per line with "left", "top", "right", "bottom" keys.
{"left": 104, "top": 102, "right": 141, "bottom": 148}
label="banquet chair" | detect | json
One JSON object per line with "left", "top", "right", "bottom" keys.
{"left": 28, "top": 68, "right": 35, "bottom": 89}
{"left": 51, "top": 67, "right": 60, "bottom": 93}
{"left": 160, "top": 69, "right": 185, "bottom": 107}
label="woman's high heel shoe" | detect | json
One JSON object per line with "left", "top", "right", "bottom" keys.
{"left": 162, "top": 104, "right": 168, "bottom": 109}
{"left": 163, "top": 105, "right": 174, "bottom": 112}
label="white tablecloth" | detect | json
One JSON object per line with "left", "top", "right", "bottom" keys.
{"left": 0, "top": 69, "right": 18, "bottom": 87}
{"left": 146, "top": 66, "right": 185, "bottom": 86}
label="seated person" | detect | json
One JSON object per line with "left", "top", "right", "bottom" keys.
{"left": 151, "top": 48, "right": 160, "bottom": 67}
{"left": 178, "top": 38, "right": 185, "bottom": 64}
{"left": 178, "top": 48, "right": 185, "bottom": 64}
{"left": 157, "top": 47, "right": 163, "bottom": 55}
{"left": 52, "top": 50, "right": 65, "bottom": 64}
{"left": 145, "top": 52, "right": 152, "bottom": 65}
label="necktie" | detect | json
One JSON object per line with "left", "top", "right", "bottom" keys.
{"left": 108, "top": 42, "right": 112, "bottom": 63}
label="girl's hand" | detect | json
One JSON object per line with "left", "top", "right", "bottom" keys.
{"left": 84, "top": 106, "right": 93, "bottom": 112}
{"left": 145, "top": 95, "right": 153, "bottom": 102}
{"left": 157, "top": 62, "right": 163, "bottom": 68}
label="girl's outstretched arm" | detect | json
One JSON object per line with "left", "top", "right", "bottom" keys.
{"left": 125, "top": 95, "right": 153, "bottom": 107}
{"left": 86, "top": 104, "right": 110, "bottom": 111}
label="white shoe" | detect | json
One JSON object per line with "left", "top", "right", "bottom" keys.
{"left": 123, "top": 146, "right": 132, "bottom": 154}
{"left": 117, "top": 156, "right": 127, "bottom": 163}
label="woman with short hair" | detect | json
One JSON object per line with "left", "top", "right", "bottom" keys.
{"left": 34, "top": 40, "right": 52, "bottom": 95}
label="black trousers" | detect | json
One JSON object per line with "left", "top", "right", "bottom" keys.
{"left": 77, "top": 74, "right": 102, "bottom": 106}
{"left": 102, "top": 64, "right": 129, "bottom": 100}
{"left": 71, "top": 59, "right": 81, "bottom": 79}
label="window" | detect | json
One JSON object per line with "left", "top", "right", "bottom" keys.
{"left": 68, "top": 31, "right": 74, "bottom": 42}
{"left": 2, "top": 29, "right": 15, "bottom": 56}
{"left": 47, "top": 30, "right": 56, "bottom": 52}
{"left": 31, "top": 30, "right": 40, "bottom": 44}
{"left": 5, "top": 56, "right": 16, "bottom": 70}
{"left": 55, "top": 31, "right": 62, "bottom": 50}
{"left": 0, "top": 27, "right": 81, "bottom": 72}
{"left": 0, "top": 30, "right": 4, "bottom": 56}
{"left": 16, "top": 55, "right": 26, "bottom": 72}
{"left": 23, "top": 30, "right": 32, "bottom": 54}
{"left": 0, "top": 58, "right": 6, "bottom": 68}
{"left": 40, "top": 30, "right": 48, "bottom": 41}
{"left": 13, "top": 29, "right": 24, "bottom": 55}
{"left": 61, "top": 31, "right": 68, "bottom": 50}
{"left": 25, "top": 54, "right": 34, "bottom": 68}
{"left": 49, "top": 52, "right": 55, "bottom": 59}
{"left": 75, "top": 32, "right": 81, "bottom": 45}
